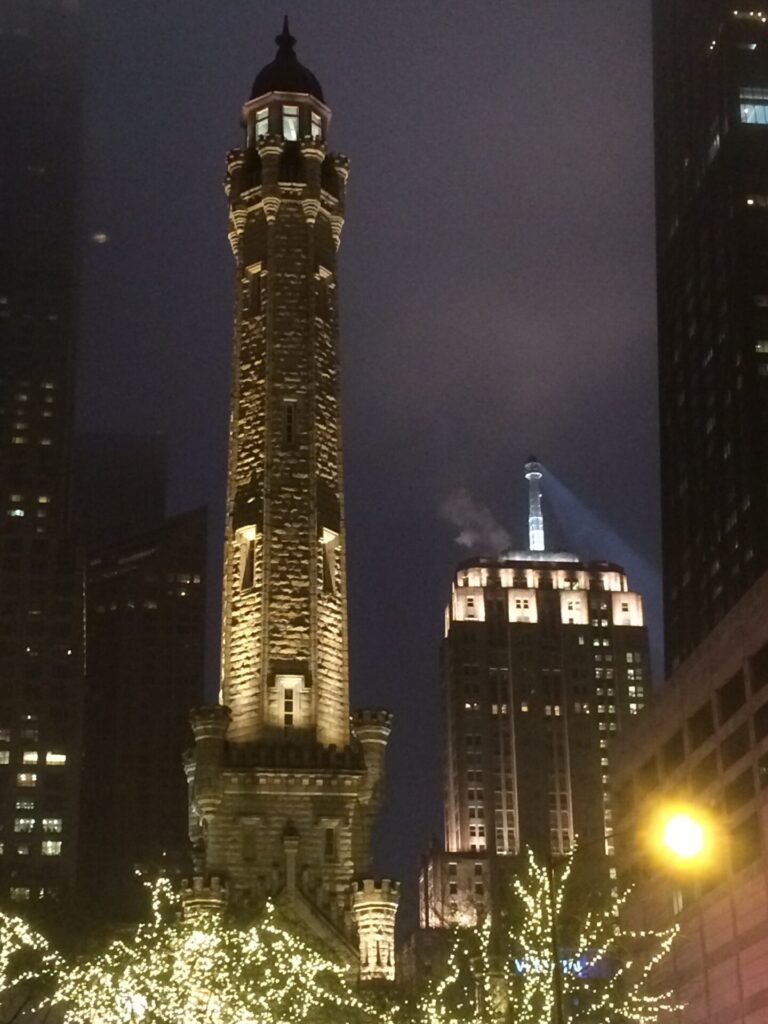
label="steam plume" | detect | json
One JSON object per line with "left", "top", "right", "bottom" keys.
{"left": 440, "top": 489, "right": 510, "bottom": 552}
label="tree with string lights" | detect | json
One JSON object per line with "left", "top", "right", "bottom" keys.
{"left": 0, "top": 854, "right": 680, "bottom": 1024}
{"left": 0, "top": 879, "right": 391, "bottom": 1024}
{"left": 406, "top": 848, "right": 681, "bottom": 1024}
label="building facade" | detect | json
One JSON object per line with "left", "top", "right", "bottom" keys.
{"left": 0, "top": 0, "right": 83, "bottom": 908}
{"left": 186, "top": 23, "right": 398, "bottom": 980}
{"left": 655, "top": 3, "right": 768, "bottom": 671}
{"left": 613, "top": 571, "right": 768, "bottom": 1024}
{"left": 78, "top": 510, "right": 206, "bottom": 922}
{"left": 420, "top": 461, "right": 651, "bottom": 929}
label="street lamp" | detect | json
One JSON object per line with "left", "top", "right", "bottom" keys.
{"left": 661, "top": 812, "right": 705, "bottom": 861}
{"left": 651, "top": 804, "right": 714, "bottom": 870}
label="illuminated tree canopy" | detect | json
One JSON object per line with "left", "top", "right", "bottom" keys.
{"left": 0, "top": 880, "right": 386, "bottom": 1024}
{"left": 0, "top": 854, "right": 680, "bottom": 1024}
{"left": 406, "top": 849, "right": 681, "bottom": 1024}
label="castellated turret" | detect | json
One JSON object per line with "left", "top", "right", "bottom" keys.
{"left": 352, "top": 878, "right": 400, "bottom": 983}
{"left": 185, "top": 21, "right": 398, "bottom": 977}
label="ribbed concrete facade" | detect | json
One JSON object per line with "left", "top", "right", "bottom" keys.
{"left": 187, "top": 26, "right": 397, "bottom": 978}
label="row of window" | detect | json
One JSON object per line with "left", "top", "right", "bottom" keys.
{"left": 254, "top": 105, "right": 322, "bottom": 142}
{"left": 14, "top": 817, "right": 62, "bottom": 832}
{"left": 0, "top": 841, "right": 61, "bottom": 857}
{"left": 0, "top": 751, "right": 66, "bottom": 765}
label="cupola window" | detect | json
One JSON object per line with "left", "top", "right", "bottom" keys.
{"left": 255, "top": 108, "right": 269, "bottom": 138}
{"left": 282, "top": 104, "right": 299, "bottom": 140}
{"left": 311, "top": 111, "right": 322, "bottom": 140}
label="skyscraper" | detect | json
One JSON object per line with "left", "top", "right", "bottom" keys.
{"left": 655, "top": 3, "right": 768, "bottom": 670}
{"left": 420, "top": 461, "right": 650, "bottom": 929}
{"left": 79, "top": 509, "right": 206, "bottom": 923}
{"left": 0, "top": 0, "right": 83, "bottom": 907}
{"left": 186, "top": 23, "right": 398, "bottom": 980}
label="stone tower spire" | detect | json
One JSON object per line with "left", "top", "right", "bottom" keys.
{"left": 186, "top": 24, "right": 397, "bottom": 981}
{"left": 221, "top": 23, "right": 349, "bottom": 746}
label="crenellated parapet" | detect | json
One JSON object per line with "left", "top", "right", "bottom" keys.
{"left": 353, "top": 709, "right": 393, "bottom": 806}
{"left": 181, "top": 875, "right": 228, "bottom": 922}
{"left": 352, "top": 878, "right": 400, "bottom": 982}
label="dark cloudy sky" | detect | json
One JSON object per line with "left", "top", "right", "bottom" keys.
{"left": 76, "top": 1, "right": 657, "bottom": 919}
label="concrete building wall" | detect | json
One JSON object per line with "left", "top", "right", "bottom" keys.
{"left": 613, "top": 571, "right": 768, "bottom": 1024}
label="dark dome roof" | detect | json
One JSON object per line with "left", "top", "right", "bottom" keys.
{"left": 250, "top": 18, "right": 324, "bottom": 103}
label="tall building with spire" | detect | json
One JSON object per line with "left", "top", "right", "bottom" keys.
{"left": 654, "top": 3, "right": 768, "bottom": 671}
{"left": 418, "top": 460, "right": 650, "bottom": 931}
{"left": 185, "top": 23, "right": 398, "bottom": 980}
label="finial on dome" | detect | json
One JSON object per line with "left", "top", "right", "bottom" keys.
{"left": 249, "top": 16, "right": 325, "bottom": 103}
{"left": 276, "top": 15, "right": 296, "bottom": 51}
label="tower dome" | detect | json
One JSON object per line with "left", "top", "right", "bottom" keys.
{"left": 250, "top": 18, "right": 324, "bottom": 102}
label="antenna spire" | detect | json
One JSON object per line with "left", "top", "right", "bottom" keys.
{"left": 524, "top": 456, "right": 545, "bottom": 552}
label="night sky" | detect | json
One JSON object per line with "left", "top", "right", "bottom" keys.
{"left": 76, "top": 1, "right": 657, "bottom": 918}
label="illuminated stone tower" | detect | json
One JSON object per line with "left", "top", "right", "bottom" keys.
{"left": 186, "top": 22, "right": 397, "bottom": 979}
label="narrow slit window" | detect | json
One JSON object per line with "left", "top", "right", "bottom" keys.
{"left": 284, "top": 689, "right": 294, "bottom": 727}
{"left": 324, "top": 826, "right": 335, "bottom": 860}
{"left": 283, "top": 401, "right": 297, "bottom": 446}
{"left": 240, "top": 539, "right": 255, "bottom": 590}
{"left": 311, "top": 111, "right": 322, "bottom": 140}
{"left": 248, "top": 272, "right": 262, "bottom": 315}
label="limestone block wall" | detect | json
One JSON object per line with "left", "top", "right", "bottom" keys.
{"left": 220, "top": 136, "right": 350, "bottom": 747}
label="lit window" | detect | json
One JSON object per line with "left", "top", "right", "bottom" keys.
{"left": 22, "top": 751, "right": 38, "bottom": 765}
{"left": 10, "top": 887, "right": 30, "bottom": 902}
{"left": 756, "top": 341, "right": 768, "bottom": 354}
{"left": 255, "top": 107, "right": 269, "bottom": 138}
{"left": 45, "top": 752, "right": 66, "bottom": 766}
{"left": 42, "top": 818, "right": 62, "bottom": 833}
{"left": 311, "top": 110, "right": 322, "bottom": 139}
{"left": 17, "top": 773, "right": 36, "bottom": 788}
{"left": 284, "top": 689, "right": 294, "bottom": 727}
{"left": 14, "top": 819, "right": 34, "bottom": 833}
{"left": 42, "top": 841, "right": 61, "bottom": 857}
{"left": 16, "top": 800, "right": 33, "bottom": 811}
{"left": 521, "top": 702, "right": 529, "bottom": 712}
{"left": 0, "top": 752, "right": 8, "bottom": 765}
{"left": 741, "top": 87, "right": 768, "bottom": 124}
{"left": 282, "top": 104, "right": 299, "bottom": 140}
{"left": 38, "top": 495, "right": 50, "bottom": 504}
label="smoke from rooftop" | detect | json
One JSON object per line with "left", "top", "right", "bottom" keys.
{"left": 439, "top": 488, "right": 511, "bottom": 553}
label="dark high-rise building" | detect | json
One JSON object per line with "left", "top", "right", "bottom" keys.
{"left": 0, "top": 1, "right": 83, "bottom": 907}
{"left": 419, "top": 462, "right": 651, "bottom": 929}
{"left": 655, "top": 4, "right": 768, "bottom": 670}
{"left": 78, "top": 510, "right": 206, "bottom": 921}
